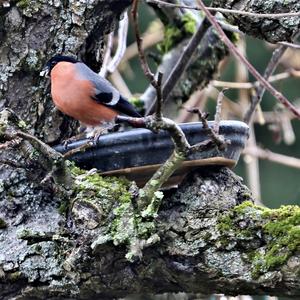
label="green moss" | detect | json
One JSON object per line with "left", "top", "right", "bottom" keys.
{"left": 58, "top": 200, "right": 69, "bottom": 215}
{"left": 182, "top": 12, "right": 197, "bottom": 34}
{"left": 257, "top": 205, "right": 300, "bottom": 272}
{"left": 0, "top": 218, "right": 7, "bottom": 229}
{"left": 70, "top": 164, "right": 132, "bottom": 215}
{"left": 69, "top": 164, "right": 160, "bottom": 261}
{"left": 16, "top": 0, "right": 30, "bottom": 9}
{"left": 217, "top": 214, "right": 234, "bottom": 232}
{"left": 9, "top": 271, "right": 22, "bottom": 281}
{"left": 232, "top": 200, "right": 259, "bottom": 213}
{"left": 157, "top": 25, "right": 182, "bottom": 54}
{"left": 17, "top": 120, "right": 27, "bottom": 130}
{"left": 157, "top": 11, "right": 199, "bottom": 54}
{"left": 217, "top": 201, "right": 300, "bottom": 278}
{"left": 129, "top": 97, "right": 144, "bottom": 110}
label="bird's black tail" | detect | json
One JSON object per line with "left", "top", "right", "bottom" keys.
{"left": 114, "top": 96, "right": 142, "bottom": 118}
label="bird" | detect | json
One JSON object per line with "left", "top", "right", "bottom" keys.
{"left": 42, "top": 55, "right": 141, "bottom": 133}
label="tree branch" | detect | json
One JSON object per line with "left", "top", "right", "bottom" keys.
{"left": 195, "top": 0, "right": 300, "bottom": 119}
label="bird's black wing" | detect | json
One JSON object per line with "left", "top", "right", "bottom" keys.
{"left": 76, "top": 63, "right": 141, "bottom": 117}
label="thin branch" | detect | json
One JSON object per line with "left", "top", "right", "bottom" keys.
{"left": 195, "top": 0, "right": 300, "bottom": 120}
{"left": 99, "top": 32, "right": 114, "bottom": 77}
{"left": 244, "top": 45, "right": 288, "bottom": 124}
{"left": 109, "top": 70, "right": 133, "bottom": 98}
{"left": 244, "top": 146, "right": 300, "bottom": 169}
{"left": 245, "top": 134, "right": 263, "bottom": 203}
{"left": 147, "top": 0, "right": 300, "bottom": 18}
{"left": 213, "top": 89, "right": 225, "bottom": 134}
{"left": 131, "top": 0, "right": 158, "bottom": 89}
{"left": 187, "top": 108, "right": 226, "bottom": 150}
{"left": 155, "top": 72, "right": 163, "bottom": 120}
{"left": 278, "top": 41, "right": 300, "bottom": 49}
{"left": 212, "top": 69, "right": 300, "bottom": 89}
{"left": 281, "top": 113, "right": 296, "bottom": 145}
{"left": 107, "top": 12, "right": 129, "bottom": 73}
{"left": 145, "top": 16, "right": 211, "bottom": 115}
{"left": 129, "top": 0, "right": 226, "bottom": 215}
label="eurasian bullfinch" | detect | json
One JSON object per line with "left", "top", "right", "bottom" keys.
{"left": 42, "top": 55, "right": 141, "bottom": 127}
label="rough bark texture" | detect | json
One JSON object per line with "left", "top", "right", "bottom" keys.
{"left": 0, "top": 0, "right": 130, "bottom": 144}
{"left": 1, "top": 1, "right": 300, "bottom": 299}
{"left": 212, "top": 0, "right": 300, "bottom": 43}
{"left": 0, "top": 109, "right": 299, "bottom": 299}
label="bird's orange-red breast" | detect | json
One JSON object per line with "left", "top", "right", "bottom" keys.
{"left": 51, "top": 62, "right": 117, "bottom": 126}
{"left": 44, "top": 55, "right": 141, "bottom": 126}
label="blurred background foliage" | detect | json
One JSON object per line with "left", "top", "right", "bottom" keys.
{"left": 113, "top": 4, "right": 300, "bottom": 209}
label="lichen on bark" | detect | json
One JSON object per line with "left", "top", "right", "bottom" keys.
{"left": 211, "top": 0, "right": 300, "bottom": 43}
{"left": 0, "top": 0, "right": 131, "bottom": 144}
{"left": 1, "top": 115, "right": 300, "bottom": 298}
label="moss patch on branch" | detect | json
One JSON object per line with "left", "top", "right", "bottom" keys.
{"left": 157, "top": 12, "right": 196, "bottom": 54}
{"left": 69, "top": 165, "right": 160, "bottom": 261}
{"left": 218, "top": 201, "right": 300, "bottom": 278}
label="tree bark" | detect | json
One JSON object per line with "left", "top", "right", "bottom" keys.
{"left": 0, "top": 1, "right": 299, "bottom": 299}
{"left": 0, "top": 109, "right": 299, "bottom": 299}
{"left": 0, "top": 0, "right": 130, "bottom": 144}
{"left": 211, "top": 0, "right": 300, "bottom": 43}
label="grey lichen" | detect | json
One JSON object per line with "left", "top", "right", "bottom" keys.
{"left": 0, "top": 0, "right": 131, "bottom": 143}
{"left": 70, "top": 165, "right": 160, "bottom": 261}
{"left": 212, "top": 0, "right": 300, "bottom": 43}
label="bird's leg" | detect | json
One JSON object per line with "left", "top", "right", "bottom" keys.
{"left": 108, "top": 123, "right": 121, "bottom": 133}
{"left": 62, "top": 125, "right": 87, "bottom": 149}
{"left": 85, "top": 122, "right": 118, "bottom": 144}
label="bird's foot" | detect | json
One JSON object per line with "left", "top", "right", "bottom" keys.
{"left": 63, "top": 140, "right": 94, "bottom": 158}
{"left": 62, "top": 132, "right": 86, "bottom": 150}
{"left": 85, "top": 123, "right": 120, "bottom": 145}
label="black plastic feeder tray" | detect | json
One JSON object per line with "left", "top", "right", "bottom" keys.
{"left": 54, "top": 121, "right": 249, "bottom": 187}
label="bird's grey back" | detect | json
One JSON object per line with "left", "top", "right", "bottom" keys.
{"left": 75, "top": 62, "right": 120, "bottom": 105}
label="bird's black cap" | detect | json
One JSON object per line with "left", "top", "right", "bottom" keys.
{"left": 43, "top": 55, "right": 78, "bottom": 75}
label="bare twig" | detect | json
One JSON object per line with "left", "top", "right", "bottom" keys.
{"left": 278, "top": 41, "right": 300, "bottom": 49}
{"left": 145, "top": 16, "right": 211, "bottom": 115}
{"left": 243, "top": 126, "right": 262, "bottom": 204}
{"left": 131, "top": 0, "right": 158, "bottom": 89}
{"left": 195, "top": 0, "right": 300, "bottom": 119}
{"left": 244, "top": 146, "right": 300, "bottom": 169}
{"left": 155, "top": 72, "right": 163, "bottom": 120}
{"left": 0, "top": 138, "right": 22, "bottom": 149}
{"left": 107, "top": 12, "right": 129, "bottom": 73}
{"left": 132, "top": 0, "right": 164, "bottom": 120}
{"left": 16, "top": 131, "right": 63, "bottom": 162}
{"left": 212, "top": 69, "right": 300, "bottom": 89}
{"left": 99, "top": 32, "right": 114, "bottom": 77}
{"left": 129, "top": 0, "right": 226, "bottom": 217}
{"left": 176, "top": 89, "right": 209, "bottom": 123}
{"left": 147, "top": 0, "right": 300, "bottom": 18}
{"left": 281, "top": 113, "right": 296, "bottom": 145}
{"left": 244, "top": 45, "right": 288, "bottom": 124}
{"left": 213, "top": 89, "right": 226, "bottom": 134}
{"left": 63, "top": 141, "right": 94, "bottom": 158}
{"left": 187, "top": 108, "right": 226, "bottom": 150}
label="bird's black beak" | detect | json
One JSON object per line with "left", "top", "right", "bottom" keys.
{"left": 40, "top": 66, "right": 49, "bottom": 77}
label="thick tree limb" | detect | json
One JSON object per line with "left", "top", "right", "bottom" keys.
{"left": 0, "top": 109, "right": 299, "bottom": 299}
{"left": 0, "top": 0, "right": 131, "bottom": 144}
{"left": 211, "top": 0, "right": 300, "bottom": 43}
